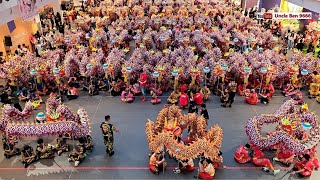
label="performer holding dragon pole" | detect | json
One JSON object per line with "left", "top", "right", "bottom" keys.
{"left": 21, "top": 145, "right": 37, "bottom": 168}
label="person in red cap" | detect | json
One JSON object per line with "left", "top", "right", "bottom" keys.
{"left": 139, "top": 70, "right": 147, "bottom": 102}
{"left": 234, "top": 144, "right": 251, "bottom": 164}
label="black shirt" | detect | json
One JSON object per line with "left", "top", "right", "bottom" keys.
{"left": 23, "top": 147, "right": 34, "bottom": 157}
{"left": 200, "top": 109, "right": 209, "bottom": 120}
{"left": 188, "top": 105, "right": 198, "bottom": 114}
{"left": 297, "top": 42, "right": 304, "bottom": 50}
{"left": 0, "top": 92, "right": 10, "bottom": 104}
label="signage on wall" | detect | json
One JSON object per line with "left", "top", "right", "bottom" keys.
{"left": 17, "top": 0, "right": 57, "bottom": 21}
{"left": 0, "top": 0, "right": 18, "bottom": 12}
{"left": 18, "top": 0, "right": 38, "bottom": 20}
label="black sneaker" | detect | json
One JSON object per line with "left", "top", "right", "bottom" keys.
{"left": 109, "top": 151, "right": 114, "bottom": 156}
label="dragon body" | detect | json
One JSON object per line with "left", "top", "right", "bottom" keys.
{"left": 1, "top": 98, "right": 91, "bottom": 140}
{"left": 145, "top": 105, "right": 223, "bottom": 161}
{"left": 245, "top": 100, "right": 320, "bottom": 155}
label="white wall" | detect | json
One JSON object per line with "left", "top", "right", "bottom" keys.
{"left": 287, "top": 0, "right": 320, "bottom": 13}
{"left": 0, "top": 0, "right": 17, "bottom": 12}
{"left": 0, "top": 6, "right": 21, "bottom": 24}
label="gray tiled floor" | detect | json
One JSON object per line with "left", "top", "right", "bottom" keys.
{"left": 0, "top": 90, "right": 319, "bottom": 179}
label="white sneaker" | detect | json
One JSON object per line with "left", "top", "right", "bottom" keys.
{"left": 68, "top": 158, "right": 71, "bottom": 162}
{"left": 273, "top": 169, "right": 280, "bottom": 175}
{"left": 173, "top": 168, "right": 181, "bottom": 174}
{"left": 75, "top": 161, "right": 80, "bottom": 167}
{"left": 273, "top": 157, "right": 280, "bottom": 162}
{"left": 262, "top": 167, "right": 269, "bottom": 172}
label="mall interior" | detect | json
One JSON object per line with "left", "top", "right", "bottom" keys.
{"left": 0, "top": 0, "right": 319, "bottom": 179}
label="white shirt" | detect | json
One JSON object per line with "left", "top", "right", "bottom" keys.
{"left": 22, "top": 47, "right": 29, "bottom": 53}
{"left": 181, "top": 159, "right": 194, "bottom": 167}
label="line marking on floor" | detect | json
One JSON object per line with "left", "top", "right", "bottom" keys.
{"left": 250, "top": 105, "right": 259, "bottom": 116}
{"left": 0, "top": 166, "right": 290, "bottom": 171}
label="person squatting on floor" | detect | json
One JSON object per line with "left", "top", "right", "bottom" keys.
{"left": 252, "top": 147, "right": 280, "bottom": 175}
{"left": 194, "top": 158, "right": 216, "bottom": 180}
{"left": 100, "top": 115, "right": 119, "bottom": 156}
{"left": 173, "top": 158, "right": 195, "bottom": 174}
{"left": 2, "top": 136, "right": 20, "bottom": 159}
{"left": 149, "top": 151, "right": 167, "bottom": 175}
{"left": 234, "top": 144, "right": 252, "bottom": 164}
{"left": 68, "top": 142, "right": 86, "bottom": 167}
{"left": 21, "top": 145, "right": 37, "bottom": 168}
{"left": 36, "top": 138, "right": 55, "bottom": 159}
{"left": 55, "top": 136, "right": 70, "bottom": 156}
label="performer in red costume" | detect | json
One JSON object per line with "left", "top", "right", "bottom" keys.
{"left": 234, "top": 144, "right": 251, "bottom": 164}
{"left": 184, "top": 129, "right": 195, "bottom": 144}
{"left": 245, "top": 89, "right": 258, "bottom": 105}
{"left": 252, "top": 147, "right": 280, "bottom": 175}
{"left": 139, "top": 70, "right": 147, "bottom": 102}
{"left": 292, "top": 154, "right": 315, "bottom": 177}
{"left": 273, "top": 143, "right": 295, "bottom": 165}
{"left": 267, "top": 83, "right": 275, "bottom": 97}
{"left": 173, "top": 158, "right": 195, "bottom": 173}
{"left": 149, "top": 152, "right": 167, "bottom": 175}
{"left": 212, "top": 151, "right": 226, "bottom": 169}
{"left": 181, "top": 84, "right": 188, "bottom": 93}
{"left": 309, "top": 147, "right": 320, "bottom": 170}
{"left": 193, "top": 92, "right": 203, "bottom": 105}
{"left": 237, "top": 82, "right": 245, "bottom": 96}
{"left": 179, "top": 92, "right": 189, "bottom": 109}
{"left": 195, "top": 159, "right": 215, "bottom": 180}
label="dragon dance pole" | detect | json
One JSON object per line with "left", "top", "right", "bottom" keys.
{"left": 153, "top": 71, "right": 159, "bottom": 91}
{"left": 126, "top": 67, "right": 132, "bottom": 89}
{"left": 103, "top": 64, "right": 110, "bottom": 95}
{"left": 204, "top": 67, "right": 210, "bottom": 87}
{"left": 30, "top": 69, "right": 38, "bottom": 124}
{"left": 301, "top": 69, "right": 308, "bottom": 90}
{"left": 260, "top": 67, "right": 267, "bottom": 94}
{"left": 72, "top": 134, "right": 75, "bottom": 150}
{"left": 53, "top": 68, "right": 61, "bottom": 99}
